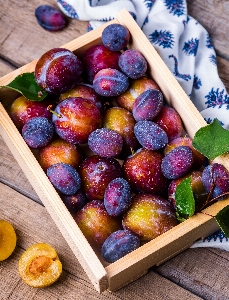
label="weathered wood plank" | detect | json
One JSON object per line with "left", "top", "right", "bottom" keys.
{"left": 0, "top": 59, "right": 15, "bottom": 77}
{"left": 0, "top": 183, "right": 201, "bottom": 300}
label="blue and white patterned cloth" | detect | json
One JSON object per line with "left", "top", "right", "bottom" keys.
{"left": 56, "top": 0, "right": 229, "bottom": 250}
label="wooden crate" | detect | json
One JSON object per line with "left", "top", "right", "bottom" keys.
{"left": 1, "top": 8, "right": 229, "bottom": 293}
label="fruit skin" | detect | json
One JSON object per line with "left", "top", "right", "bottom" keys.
{"left": 202, "top": 163, "right": 229, "bottom": 200}
{"left": 79, "top": 155, "right": 122, "bottom": 201}
{"left": 161, "top": 145, "right": 193, "bottom": 180}
{"left": 116, "top": 76, "right": 160, "bottom": 112}
{"left": 154, "top": 105, "right": 183, "bottom": 142}
{"left": 118, "top": 49, "right": 147, "bottom": 79}
{"left": 103, "top": 107, "right": 139, "bottom": 157}
{"left": 61, "top": 190, "right": 87, "bottom": 214}
{"left": 52, "top": 97, "right": 102, "bottom": 144}
{"left": 123, "top": 148, "right": 169, "bottom": 196}
{"left": 104, "top": 177, "right": 132, "bottom": 217}
{"left": 47, "top": 163, "right": 81, "bottom": 196}
{"left": 122, "top": 193, "right": 178, "bottom": 242}
{"left": 102, "top": 24, "right": 130, "bottom": 51}
{"left": 80, "top": 44, "right": 121, "bottom": 83}
{"left": 35, "top": 48, "right": 83, "bottom": 94}
{"left": 93, "top": 68, "right": 129, "bottom": 97}
{"left": 18, "top": 243, "right": 62, "bottom": 288}
{"left": 38, "top": 138, "right": 83, "bottom": 172}
{"left": 22, "top": 117, "right": 54, "bottom": 149}
{"left": 74, "top": 200, "right": 122, "bottom": 248}
{"left": 35, "top": 5, "right": 67, "bottom": 32}
{"left": 101, "top": 230, "right": 140, "bottom": 263}
{"left": 10, "top": 95, "right": 53, "bottom": 130}
{"left": 0, "top": 220, "right": 17, "bottom": 261}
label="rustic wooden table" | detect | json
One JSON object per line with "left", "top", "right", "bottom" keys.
{"left": 1, "top": 1, "right": 229, "bottom": 299}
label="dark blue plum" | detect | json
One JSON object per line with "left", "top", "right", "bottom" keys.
{"left": 104, "top": 178, "right": 132, "bottom": 216}
{"left": 161, "top": 146, "right": 193, "bottom": 180}
{"left": 134, "top": 120, "right": 168, "bottom": 150}
{"left": 88, "top": 128, "right": 123, "bottom": 158}
{"left": 102, "top": 24, "right": 130, "bottom": 51}
{"left": 22, "top": 116, "right": 54, "bottom": 148}
{"left": 202, "top": 163, "right": 229, "bottom": 200}
{"left": 118, "top": 49, "right": 147, "bottom": 79}
{"left": 101, "top": 230, "right": 141, "bottom": 263}
{"left": 61, "top": 189, "right": 87, "bottom": 214}
{"left": 47, "top": 163, "right": 81, "bottom": 195}
{"left": 35, "top": 5, "right": 67, "bottom": 32}
{"left": 132, "top": 89, "right": 163, "bottom": 121}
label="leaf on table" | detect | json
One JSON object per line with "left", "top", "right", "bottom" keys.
{"left": 0, "top": 72, "right": 48, "bottom": 101}
{"left": 175, "top": 176, "right": 195, "bottom": 222}
{"left": 215, "top": 205, "right": 229, "bottom": 238}
{"left": 192, "top": 119, "right": 229, "bottom": 160}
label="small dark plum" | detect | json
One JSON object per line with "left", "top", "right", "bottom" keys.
{"left": 161, "top": 146, "right": 193, "bottom": 180}
{"left": 101, "top": 230, "right": 140, "bottom": 263}
{"left": 134, "top": 120, "right": 168, "bottom": 150}
{"left": 47, "top": 163, "right": 81, "bottom": 196}
{"left": 80, "top": 44, "right": 121, "bottom": 83}
{"left": 118, "top": 49, "right": 147, "bottom": 79}
{"left": 93, "top": 68, "right": 129, "bottom": 97}
{"left": 61, "top": 190, "right": 87, "bottom": 214}
{"left": 88, "top": 128, "right": 123, "bottom": 158}
{"left": 104, "top": 178, "right": 132, "bottom": 217}
{"left": 102, "top": 24, "right": 130, "bottom": 51}
{"left": 202, "top": 163, "right": 229, "bottom": 200}
{"left": 35, "top": 5, "right": 67, "bottom": 32}
{"left": 22, "top": 117, "right": 54, "bottom": 148}
{"left": 132, "top": 89, "right": 163, "bottom": 121}
{"left": 35, "top": 48, "right": 83, "bottom": 94}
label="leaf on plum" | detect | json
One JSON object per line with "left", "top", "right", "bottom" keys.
{"left": 192, "top": 119, "right": 229, "bottom": 160}
{"left": 1, "top": 72, "right": 48, "bottom": 101}
{"left": 175, "top": 176, "right": 195, "bottom": 222}
{"left": 215, "top": 205, "right": 229, "bottom": 238}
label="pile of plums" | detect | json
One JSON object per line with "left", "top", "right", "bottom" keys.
{"left": 9, "top": 23, "right": 229, "bottom": 264}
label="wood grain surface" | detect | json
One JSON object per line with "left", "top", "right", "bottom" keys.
{"left": 1, "top": 0, "right": 229, "bottom": 299}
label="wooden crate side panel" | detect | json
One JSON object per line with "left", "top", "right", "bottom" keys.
{"left": 0, "top": 103, "right": 108, "bottom": 293}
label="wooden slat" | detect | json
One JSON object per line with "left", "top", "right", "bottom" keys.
{"left": 0, "top": 183, "right": 202, "bottom": 300}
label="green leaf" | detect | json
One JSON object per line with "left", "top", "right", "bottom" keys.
{"left": 1, "top": 72, "right": 48, "bottom": 101}
{"left": 215, "top": 205, "right": 229, "bottom": 238}
{"left": 175, "top": 176, "right": 195, "bottom": 222}
{"left": 192, "top": 119, "right": 229, "bottom": 160}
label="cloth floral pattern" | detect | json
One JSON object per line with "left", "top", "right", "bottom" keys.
{"left": 56, "top": 0, "right": 229, "bottom": 249}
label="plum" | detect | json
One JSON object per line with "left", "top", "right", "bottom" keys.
{"left": 22, "top": 116, "right": 54, "bottom": 148}
{"left": 134, "top": 120, "right": 168, "bottom": 150}
{"left": 132, "top": 89, "right": 163, "bottom": 121}
{"left": 38, "top": 138, "right": 83, "bottom": 171}
{"left": 93, "top": 68, "right": 129, "bottom": 97}
{"left": 104, "top": 177, "right": 132, "bottom": 217}
{"left": 79, "top": 155, "right": 122, "bottom": 201}
{"left": 88, "top": 128, "right": 123, "bottom": 158}
{"left": 118, "top": 49, "right": 147, "bottom": 79}
{"left": 35, "top": 48, "right": 83, "bottom": 94}
{"left": 122, "top": 193, "right": 178, "bottom": 242}
{"left": 52, "top": 97, "right": 102, "bottom": 144}
{"left": 47, "top": 163, "right": 81, "bottom": 196}
{"left": 61, "top": 189, "right": 87, "bottom": 214}
{"left": 102, "top": 24, "right": 130, "bottom": 51}
{"left": 123, "top": 148, "right": 169, "bottom": 196}
{"left": 116, "top": 76, "right": 160, "bottom": 112}
{"left": 161, "top": 146, "right": 193, "bottom": 180}
{"left": 103, "top": 107, "right": 139, "bottom": 157}
{"left": 74, "top": 200, "right": 122, "bottom": 248}
{"left": 35, "top": 5, "right": 67, "bottom": 32}
{"left": 154, "top": 105, "right": 183, "bottom": 142}
{"left": 101, "top": 230, "right": 140, "bottom": 263}
{"left": 80, "top": 44, "right": 121, "bottom": 83}
{"left": 202, "top": 163, "right": 229, "bottom": 200}
{"left": 0, "top": 220, "right": 17, "bottom": 261}
{"left": 10, "top": 95, "right": 53, "bottom": 130}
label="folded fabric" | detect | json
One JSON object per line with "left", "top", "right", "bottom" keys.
{"left": 56, "top": 0, "right": 229, "bottom": 249}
